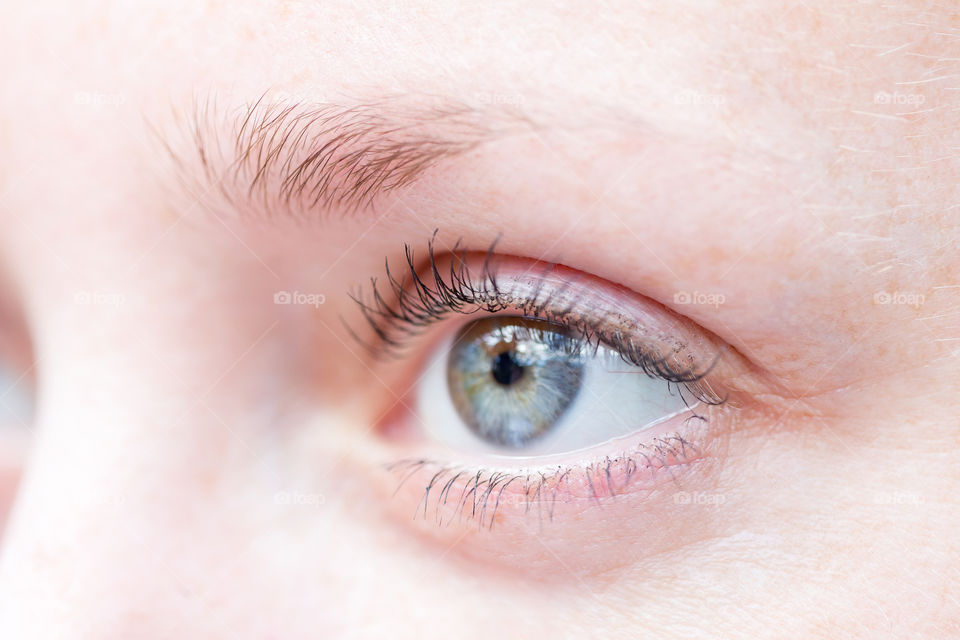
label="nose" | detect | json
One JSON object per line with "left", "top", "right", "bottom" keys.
{"left": 0, "top": 328, "right": 311, "bottom": 639}
{"left": 0, "top": 390, "right": 235, "bottom": 637}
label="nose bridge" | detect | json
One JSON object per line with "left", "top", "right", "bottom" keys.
{"left": 0, "top": 425, "right": 153, "bottom": 634}
{"left": 0, "top": 223, "right": 366, "bottom": 634}
{"left": 0, "top": 358, "right": 246, "bottom": 634}
{"left": 0, "top": 352, "right": 370, "bottom": 638}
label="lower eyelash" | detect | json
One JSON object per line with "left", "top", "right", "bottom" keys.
{"left": 387, "top": 432, "right": 704, "bottom": 530}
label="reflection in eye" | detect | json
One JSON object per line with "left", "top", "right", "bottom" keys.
{"left": 432, "top": 316, "right": 693, "bottom": 455}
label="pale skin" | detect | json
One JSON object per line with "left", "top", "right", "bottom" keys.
{"left": 0, "top": 1, "right": 959, "bottom": 638}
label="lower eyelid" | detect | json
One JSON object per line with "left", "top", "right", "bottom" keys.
{"left": 364, "top": 418, "right": 734, "bottom": 577}
{"left": 380, "top": 408, "right": 721, "bottom": 523}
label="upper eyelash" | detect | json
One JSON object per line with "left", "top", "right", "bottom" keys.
{"left": 346, "top": 231, "right": 727, "bottom": 407}
{"left": 345, "top": 231, "right": 506, "bottom": 353}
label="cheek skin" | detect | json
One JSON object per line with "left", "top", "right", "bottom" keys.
{"left": 0, "top": 430, "right": 28, "bottom": 538}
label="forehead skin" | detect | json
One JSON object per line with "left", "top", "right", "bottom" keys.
{"left": 0, "top": 0, "right": 959, "bottom": 638}
{"left": 5, "top": 0, "right": 959, "bottom": 346}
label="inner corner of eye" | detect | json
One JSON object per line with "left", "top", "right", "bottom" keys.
{"left": 412, "top": 314, "right": 697, "bottom": 459}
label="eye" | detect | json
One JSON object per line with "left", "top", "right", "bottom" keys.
{"left": 419, "top": 316, "right": 694, "bottom": 456}
{"left": 351, "top": 234, "right": 736, "bottom": 532}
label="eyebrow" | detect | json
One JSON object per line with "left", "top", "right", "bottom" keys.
{"left": 156, "top": 93, "right": 531, "bottom": 217}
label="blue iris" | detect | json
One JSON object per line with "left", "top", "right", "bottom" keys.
{"left": 446, "top": 317, "right": 586, "bottom": 448}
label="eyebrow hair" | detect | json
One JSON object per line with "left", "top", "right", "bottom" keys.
{"left": 156, "top": 93, "right": 530, "bottom": 217}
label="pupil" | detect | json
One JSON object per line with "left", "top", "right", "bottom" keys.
{"left": 491, "top": 351, "right": 524, "bottom": 386}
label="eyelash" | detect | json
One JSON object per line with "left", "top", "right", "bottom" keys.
{"left": 347, "top": 232, "right": 725, "bottom": 407}
{"left": 348, "top": 232, "right": 729, "bottom": 526}
{"left": 389, "top": 434, "right": 703, "bottom": 530}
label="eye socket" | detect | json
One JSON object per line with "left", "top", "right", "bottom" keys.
{"left": 419, "top": 315, "right": 694, "bottom": 456}
{"left": 352, "top": 236, "right": 736, "bottom": 529}
{"left": 351, "top": 235, "right": 759, "bottom": 562}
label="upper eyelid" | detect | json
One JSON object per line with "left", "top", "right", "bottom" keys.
{"left": 347, "top": 237, "right": 728, "bottom": 400}
{"left": 348, "top": 236, "right": 619, "bottom": 353}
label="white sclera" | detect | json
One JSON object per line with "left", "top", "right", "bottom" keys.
{"left": 416, "top": 330, "right": 692, "bottom": 460}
